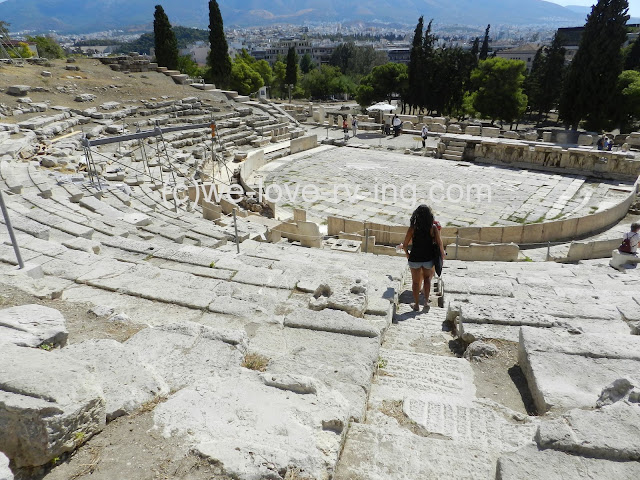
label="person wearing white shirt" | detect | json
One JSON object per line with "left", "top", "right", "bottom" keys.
{"left": 421, "top": 124, "right": 429, "bottom": 148}
{"left": 621, "top": 223, "right": 640, "bottom": 254}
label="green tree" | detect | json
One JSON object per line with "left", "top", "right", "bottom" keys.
{"left": 624, "top": 34, "right": 640, "bottom": 70}
{"left": 207, "top": 0, "right": 231, "bottom": 88}
{"left": 525, "top": 34, "right": 566, "bottom": 121}
{"left": 300, "top": 53, "right": 315, "bottom": 74}
{"left": 558, "top": 0, "right": 630, "bottom": 130}
{"left": 467, "top": 57, "right": 528, "bottom": 125}
{"left": 470, "top": 37, "right": 480, "bottom": 61}
{"left": 356, "top": 62, "right": 408, "bottom": 106}
{"left": 9, "top": 42, "right": 33, "bottom": 59}
{"left": 153, "top": 5, "right": 179, "bottom": 70}
{"left": 431, "top": 46, "right": 474, "bottom": 116}
{"left": 177, "top": 55, "right": 207, "bottom": 78}
{"left": 407, "top": 16, "right": 424, "bottom": 112}
{"left": 329, "top": 42, "right": 387, "bottom": 77}
{"left": 479, "top": 24, "right": 491, "bottom": 60}
{"left": 253, "top": 59, "right": 273, "bottom": 87}
{"left": 612, "top": 70, "right": 640, "bottom": 129}
{"left": 272, "top": 59, "right": 287, "bottom": 98}
{"left": 229, "top": 60, "right": 264, "bottom": 95}
{"left": 26, "top": 35, "right": 65, "bottom": 59}
{"left": 285, "top": 47, "right": 298, "bottom": 87}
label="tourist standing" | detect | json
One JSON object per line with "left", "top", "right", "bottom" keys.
{"left": 403, "top": 205, "right": 446, "bottom": 311}
{"left": 393, "top": 115, "right": 402, "bottom": 137}
{"left": 352, "top": 117, "right": 358, "bottom": 138}
{"left": 597, "top": 135, "right": 605, "bottom": 150}
{"left": 606, "top": 136, "right": 613, "bottom": 151}
{"left": 421, "top": 124, "right": 429, "bottom": 148}
{"left": 342, "top": 119, "right": 348, "bottom": 135}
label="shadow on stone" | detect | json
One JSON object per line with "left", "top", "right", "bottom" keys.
{"left": 508, "top": 365, "right": 537, "bottom": 416}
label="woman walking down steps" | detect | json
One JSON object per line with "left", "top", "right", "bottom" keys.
{"left": 403, "top": 205, "right": 446, "bottom": 311}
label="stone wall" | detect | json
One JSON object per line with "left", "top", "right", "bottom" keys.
{"left": 473, "top": 140, "right": 640, "bottom": 180}
{"left": 290, "top": 135, "right": 318, "bottom": 155}
{"left": 327, "top": 176, "right": 637, "bottom": 249}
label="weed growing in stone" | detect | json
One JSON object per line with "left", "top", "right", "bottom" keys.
{"left": 39, "top": 343, "right": 54, "bottom": 351}
{"left": 242, "top": 352, "right": 270, "bottom": 372}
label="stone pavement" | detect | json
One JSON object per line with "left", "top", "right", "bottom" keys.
{"left": 255, "top": 145, "right": 631, "bottom": 227}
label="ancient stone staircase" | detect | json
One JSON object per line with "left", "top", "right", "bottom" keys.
{"left": 334, "top": 269, "right": 539, "bottom": 479}
{"left": 442, "top": 139, "right": 466, "bottom": 161}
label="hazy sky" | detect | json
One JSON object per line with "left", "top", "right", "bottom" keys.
{"left": 549, "top": 0, "right": 640, "bottom": 17}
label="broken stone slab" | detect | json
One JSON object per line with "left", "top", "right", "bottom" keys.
{"left": 0, "top": 304, "right": 68, "bottom": 348}
{"left": 284, "top": 307, "right": 380, "bottom": 338}
{"left": 371, "top": 349, "right": 476, "bottom": 406}
{"left": 334, "top": 423, "right": 495, "bottom": 480}
{"left": 60, "top": 339, "right": 170, "bottom": 422}
{"left": 74, "top": 93, "right": 96, "bottom": 102}
{"left": 496, "top": 444, "right": 640, "bottom": 479}
{"left": 249, "top": 323, "right": 380, "bottom": 422}
{"left": 124, "top": 322, "right": 245, "bottom": 390}
{"left": 0, "top": 453, "right": 12, "bottom": 480}
{"left": 232, "top": 266, "right": 298, "bottom": 290}
{"left": 62, "top": 237, "right": 101, "bottom": 254}
{"left": 518, "top": 327, "right": 640, "bottom": 413}
{"left": 7, "top": 85, "right": 30, "bottom": 96}
{"left": 403, "top": 396, "right": 537, "bottom": 453}
{"left": 536, "top": 402, "right": 640, "bottom": 461}
{"left": 0, "top": 342, "right": 105, "bottom": 468}
{"left": 154, "top": 372, "right": 350, "bottom": 480}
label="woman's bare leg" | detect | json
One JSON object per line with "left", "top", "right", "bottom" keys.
{"left": 422, "top": 267, "right": 434, "bottom": 308}
{"left": 410, "top": 267, "right": 422, "bottom": 311}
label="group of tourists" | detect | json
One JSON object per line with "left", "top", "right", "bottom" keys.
{"left": 596, "top": 135, "right": 614, "bottom": 151}
{"left": 342, "top": 118, "right": 358, "bottom": 138}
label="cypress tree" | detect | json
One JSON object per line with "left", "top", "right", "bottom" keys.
{"left": 470, "top": 37, "right": 480, "bottom": 60}
{"left": 285, "top": 47, "right": 298, "bottom": 87}
{"left": 153, "top": 5, "right": 178, "bottom": 71}
{"left": 538, "top": 33, "right": 566, "bottom": 117}
{"left": 524, "top": 48, "right": 545, "bottom": 117}
{"left": 422, "top": 20, "right": 438, "bottom": 113}
{"left": 407, "top": 16, "right": 424, "bottom": 112}
{"left": 479, "top": 24, "right": 491, "bottom": 60}
{"left": 625, "top": 34, "right": 640, "bottom": 70}
{"left": 207, "top": 0, "right": 231, "bottom": 88}
{"left": 558, "top": 0, "right": 629, "bottom": 130}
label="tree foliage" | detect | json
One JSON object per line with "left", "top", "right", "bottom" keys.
{"left": 153, "top": 5, "right": 179, "bottom": 70}
{"left": 227, "top": 49, "right": 271, "bottom": 95}
{"left": 26, "top": 35, "right": 65, "bottom": 59}
{"left": 9, "top": 42, "right": 33, "bottom": 59}
{"left": 558, "top": 0, "right": 630, "bottom": 130}
{"left": 329, "top": 42, "right": 388, "bottom": 77}
{"left": 524, "top": 33, "right": 566, "bottom": 119}
{"left": 479, "top": 24, "right": 491, "bottom": 60}
{"left": 207, "top": 0, "right": 231, "bottom": 88}
{"left": 612, "top": 69, "right": 640, "bottom": 129}
{"left": 300, "top": 53, "right": 315, "bottom": 74}
{"left": 301, "top": 65, "right": 356, "bottom": 98}
{"left": 116, "top": 27, "right": 208, "bottom": 55}
{"left": 285, "top": 47, "right": 298, "bottom": 87}
{"left": 624, "top": 33, "right": 640, "bottom": 70}
{"left": 356, "top": 62, "right": 408, "bottom": 106}
{"left": 467, "top": 57, "right": 528, "bottom": 125}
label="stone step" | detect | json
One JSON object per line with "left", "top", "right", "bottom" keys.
{"left": 334, "top": 423, "right": 496, "bottom": 480}
{"left": 442, "top": 153, "right": 463, "bottom": 161}
{"left": 371, "top": 348, "right": 476, "bottom": 405}
{"left": 447, "top": 145, "right": 465, "bottom": 152}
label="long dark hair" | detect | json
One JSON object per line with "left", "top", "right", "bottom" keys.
{"left": 410, "top": 204, "right": 434, "bottom": 237}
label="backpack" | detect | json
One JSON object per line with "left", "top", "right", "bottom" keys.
{"left": 619, "top": 237, "right": 632, "bottom": 254}
{"left": 352, "top": 119, "right": 356, "bottom": 126}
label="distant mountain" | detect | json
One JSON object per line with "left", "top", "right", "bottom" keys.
{"left": 0, "top": 0, "right": 586, "bottom": 34}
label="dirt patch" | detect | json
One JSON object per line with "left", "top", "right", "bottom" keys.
{"left": 34, "top": 408, "right": 234, "bottom": 480}
{"left": 0, "top": 283, "right": 143, "bottom": 345}
{"left": 0, "top": 58, "right": 229, "bottom": 128}
{"left": 468, "top": 340, "right": 537, "bottom": 416}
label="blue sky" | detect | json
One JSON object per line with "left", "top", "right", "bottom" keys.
{"left": 549, "top": 0, "right": 640, "bottom": 17}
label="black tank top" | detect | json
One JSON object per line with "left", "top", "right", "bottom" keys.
{"left": 408, "top": 226, "right": 434, "bottom": 262}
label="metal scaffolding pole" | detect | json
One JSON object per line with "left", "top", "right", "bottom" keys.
{"left": 0, "top": 190, "right": 24, "bottom": 269}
